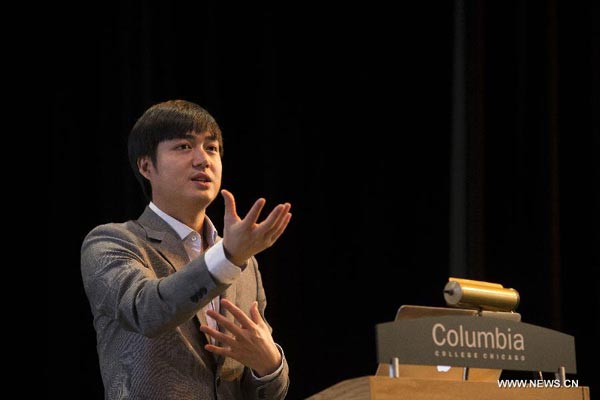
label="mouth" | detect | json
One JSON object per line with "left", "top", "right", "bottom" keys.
{"left": 190, "top": 173, "right": 213, "bottom": 190}
{"left": 191, "top": 173, "right": 211, "bottom": 183}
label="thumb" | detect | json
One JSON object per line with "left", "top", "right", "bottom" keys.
{"left": 221, "top": 189, "right": 239, "bottom": 221}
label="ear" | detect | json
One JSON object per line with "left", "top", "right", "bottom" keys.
{"left": 137, "top": 156, "right": 153, "bottom": 180}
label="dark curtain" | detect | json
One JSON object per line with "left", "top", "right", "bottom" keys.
{"left": 50, "top": 1, "right": 598, "bottom": 398}
{"left": 455, "top": 0, "right": 599, "bottom": 392}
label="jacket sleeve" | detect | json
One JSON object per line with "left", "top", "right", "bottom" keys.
{"left": 81, "top": 223, "right": 228, "bottom": 337}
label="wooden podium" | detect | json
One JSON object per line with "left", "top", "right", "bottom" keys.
{"left": 313, "top": 306, "right": 593, "bottom": 399}
{"left": 306, "top": 376, "right": 590, "bottom": 400}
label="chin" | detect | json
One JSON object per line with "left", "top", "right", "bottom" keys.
{"left": 191, "top": 191, "right": 217, "bottom": 204}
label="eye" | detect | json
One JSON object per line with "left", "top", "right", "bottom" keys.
{"left": 175, "top": 143, "right": 192, "bottom": 150}
{"left": 206, "top": 144, "right": 219, "bottom": 153}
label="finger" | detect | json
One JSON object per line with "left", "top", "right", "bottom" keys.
{"left": 249, "top": 301, "right": 264, "bottom": 325}
{"left": 204, "top": 344, "right": 232, "bottom": 356}
{"left": 199, "top": 325, "right": 236, "bottom": 346}
{"left": 222, "top": 189, "right": 239, "bottom": 221}
{"left": 269, "top": 213, "right": 292, "bottom": 243}
{"left": 206, "top": 309, "right": 246, "bottom": 337}
{"left": 255, "top": 203, "right": 287, "bottom": 235}
{"left": 220, "top": 299, "right": 256, "bottom": 329}
{"left": 242, "top": 198, "right": 266, "bottom": 226}
{"left": 262, "top": 203, "right": 291, "bottom": 237}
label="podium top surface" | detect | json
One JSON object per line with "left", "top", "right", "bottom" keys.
{"left": 306, "top": 376, "right": 590, "bottom": 400}
{"left": 394, "top": 305, "right": 521, "bottom": 322}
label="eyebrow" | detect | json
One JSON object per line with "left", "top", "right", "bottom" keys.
{"left": 182, "top": 132, "right": 219, "bottom": 141}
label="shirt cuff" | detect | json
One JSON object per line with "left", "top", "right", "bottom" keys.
{"left": 205, "top": 241, "right": 242, "bottom": 284}
{"left": 251, "top": 344, "right": 285, "bottom": 382}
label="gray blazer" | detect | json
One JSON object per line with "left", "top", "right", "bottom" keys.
{"left": 81, "top": 207, "right": 289, "bottom": 399}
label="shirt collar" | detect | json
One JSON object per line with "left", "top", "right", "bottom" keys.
{"left": 149, "top": 202, "right": 218, "bottom": 245}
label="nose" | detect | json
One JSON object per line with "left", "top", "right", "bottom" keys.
{"left": 192, "top": 147, "right": 210, "bottom": 168}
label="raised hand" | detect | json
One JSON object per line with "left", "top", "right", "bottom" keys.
{"left": 221, "top": 189, "right": 291, "bottom": 266}
{"left": 200, "top": 299, "right": 282, "bottom": 376}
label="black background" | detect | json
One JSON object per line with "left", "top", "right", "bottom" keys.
{"left": 50, "top": 2, "right": 598, "bottom": 398}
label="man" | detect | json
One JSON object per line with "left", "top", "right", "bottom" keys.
{"left": 81, "top": 100, "right": 291, "bottom": 399}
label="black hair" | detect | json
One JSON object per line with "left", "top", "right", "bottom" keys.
{"left": 127, "top": 100, "right": 223, "bottom": 200}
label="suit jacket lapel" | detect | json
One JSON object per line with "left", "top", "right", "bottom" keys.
{"left": 137, "top": 207, "right": 189, "bottom": 273}
{"left": 219, "top": 282, "right": 237, "bottom": 339}
{"left": 217, "top": 279, "right": 244, "bottom": 380}
{"left": 138, "top": 207, "right": 243, "bottom": 373}
{"left": 137, "top": 207, "right": 215, "bottom": 350}
{"left": 138, "top": 207, "right": 223, "bottom": 365}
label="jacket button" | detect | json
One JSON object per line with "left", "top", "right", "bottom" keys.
{"left": 189, "top": 287, "right": 208, "bottom": 303}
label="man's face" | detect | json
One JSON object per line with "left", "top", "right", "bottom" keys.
{"left": 140, "top": 131, "right": 222, "bottom": 210}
